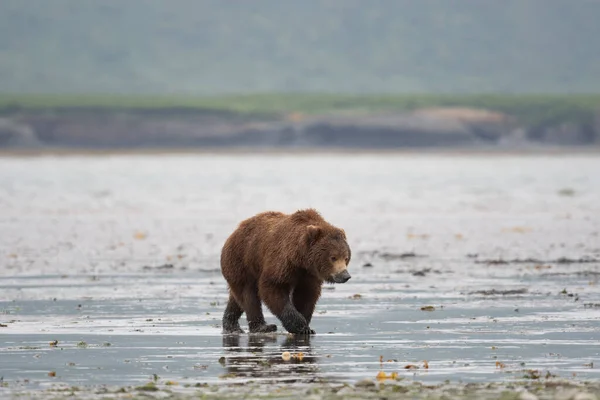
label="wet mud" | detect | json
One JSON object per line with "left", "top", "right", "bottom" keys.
{"left": 1, "top": 153, "right": 599, "bottom": 399}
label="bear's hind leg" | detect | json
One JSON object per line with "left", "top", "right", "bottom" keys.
{"left": 222, "top": 293, "right": 245, "bottom": 334}
{"left": 243, "top": 284, "right": 277, "bottom": 333}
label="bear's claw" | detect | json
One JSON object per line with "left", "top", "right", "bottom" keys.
{"left": 293, "top": 326, "right": 315, "bottom": 335}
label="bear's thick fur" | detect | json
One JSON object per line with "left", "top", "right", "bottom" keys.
{"left": 220, "top": 208, "right": 352, "bottom": 335}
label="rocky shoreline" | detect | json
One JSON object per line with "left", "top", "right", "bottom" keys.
{"left": 1, "top": 106, "right": 599, "bottom": 150}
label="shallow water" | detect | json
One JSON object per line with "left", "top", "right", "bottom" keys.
{"left": 1, "top": 153, "right": 599, "bottom": 394}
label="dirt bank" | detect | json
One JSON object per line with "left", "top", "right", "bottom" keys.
{"left": 1, "top": 106, "right": 598, "bottom": 149}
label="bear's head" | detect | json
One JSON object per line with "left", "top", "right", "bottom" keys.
{"left": 305, "top": 224, "right": 352, "bottom": 284}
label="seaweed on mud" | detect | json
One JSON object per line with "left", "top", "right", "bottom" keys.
{"left": 135, "top": 382, "right": 159, "bottom": 391}
{"left": 469, "top": 288, "right": 528, "bottom": 296}
{"left": 475, "top": 256, "right": 599, "bottom": 265}
{"left": 142, "top": 264, "right": 175, "bottom": 270}
{"left": 558, "top": 188, "right": 576, "bottom": 197}
{"left": 559, "top": 288, "right": 580, "bottom": 301}
{"left": 354, "top": 379, "right": 376, "bottom": 388}
{"left": 541, "top": 270, "right": 600, "bottom": 277}
{"left": 409, "top": 268, "right": 441, "bottom": 276}
{"left": 521, "top": 369, "right": 557, "bottom": 380}
{"left": 476, "top": 259, "right": 511, "bottom": 265}
{"left": 6, "top": 380, "right": 600, "bottom": 399}
{"left": 359, "top": 250, "right": 426, "bottom": 261}
{"left": 554, "top": 257, "right": 599, "bottom": 264}
{"left": 380, "top": 251, "right": 426, "bottom": 260}
{"left": 391, "top": 267, "right": 442, "bottom": 276}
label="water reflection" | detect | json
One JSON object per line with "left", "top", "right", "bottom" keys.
{"left": 221, "top": 334, "right": 319, "bottom": 382}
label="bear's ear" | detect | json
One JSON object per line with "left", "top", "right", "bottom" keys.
{"left": 340, "top": 229, "right": 347, "bottom": 239}
{"left": 306, "top": 225, "right": 323, "bottom": 245}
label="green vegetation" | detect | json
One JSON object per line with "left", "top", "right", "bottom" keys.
{"left": 1, "top": 1, "right": 600, "bottom": 94}
{"left": 2, "top": 93, "right": 599, "bottom": 129}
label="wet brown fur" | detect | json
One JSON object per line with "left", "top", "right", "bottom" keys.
{"left": 220, "top": 208, "right": 351, "bottom": 335}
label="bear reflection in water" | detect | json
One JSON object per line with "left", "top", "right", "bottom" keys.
{"left": 221, "top": 334, "right": 319, "bottom": 381}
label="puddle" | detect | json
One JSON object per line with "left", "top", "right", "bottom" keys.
{"left": 1, "top": 153, "right": 600, "bottom": 398}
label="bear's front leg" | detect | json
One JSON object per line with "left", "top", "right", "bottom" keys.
{"left": 259, "top": 279, "right": 312, "bottom": 335}
{"left": 292, "top": 275, "right": 322, "bottom": 334}
{"left": 280, "top": 303, "right": 314, "bottom": 335}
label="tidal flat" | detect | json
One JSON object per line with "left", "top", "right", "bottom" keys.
{"left": 1, "top": 152, "right": 599, "bottom": 399}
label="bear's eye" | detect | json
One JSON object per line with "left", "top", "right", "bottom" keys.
{"left": 331, "top": 256, "right": 337, "bottom": 262}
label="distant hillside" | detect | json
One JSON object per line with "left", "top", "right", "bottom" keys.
{"left": 1, "top": 0, "right": 600, "bottom": 94}
{"left": 1, "top": 94, "right": 599, "bottom": 149}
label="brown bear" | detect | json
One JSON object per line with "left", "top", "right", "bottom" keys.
{"left": 220, "top": 208, "right": 352, "bottom": 335}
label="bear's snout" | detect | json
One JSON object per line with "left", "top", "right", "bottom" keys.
{"left": 332, "top": 269, "right": 351, "bottom": 283}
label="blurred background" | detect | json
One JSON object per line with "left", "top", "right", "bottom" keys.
{"left": 1, "top": 0, "right": 600, "bottom": 150}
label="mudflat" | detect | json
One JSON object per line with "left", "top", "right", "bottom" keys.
{"left": 1, "top": 152, "right": 599, "bottom": 399}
